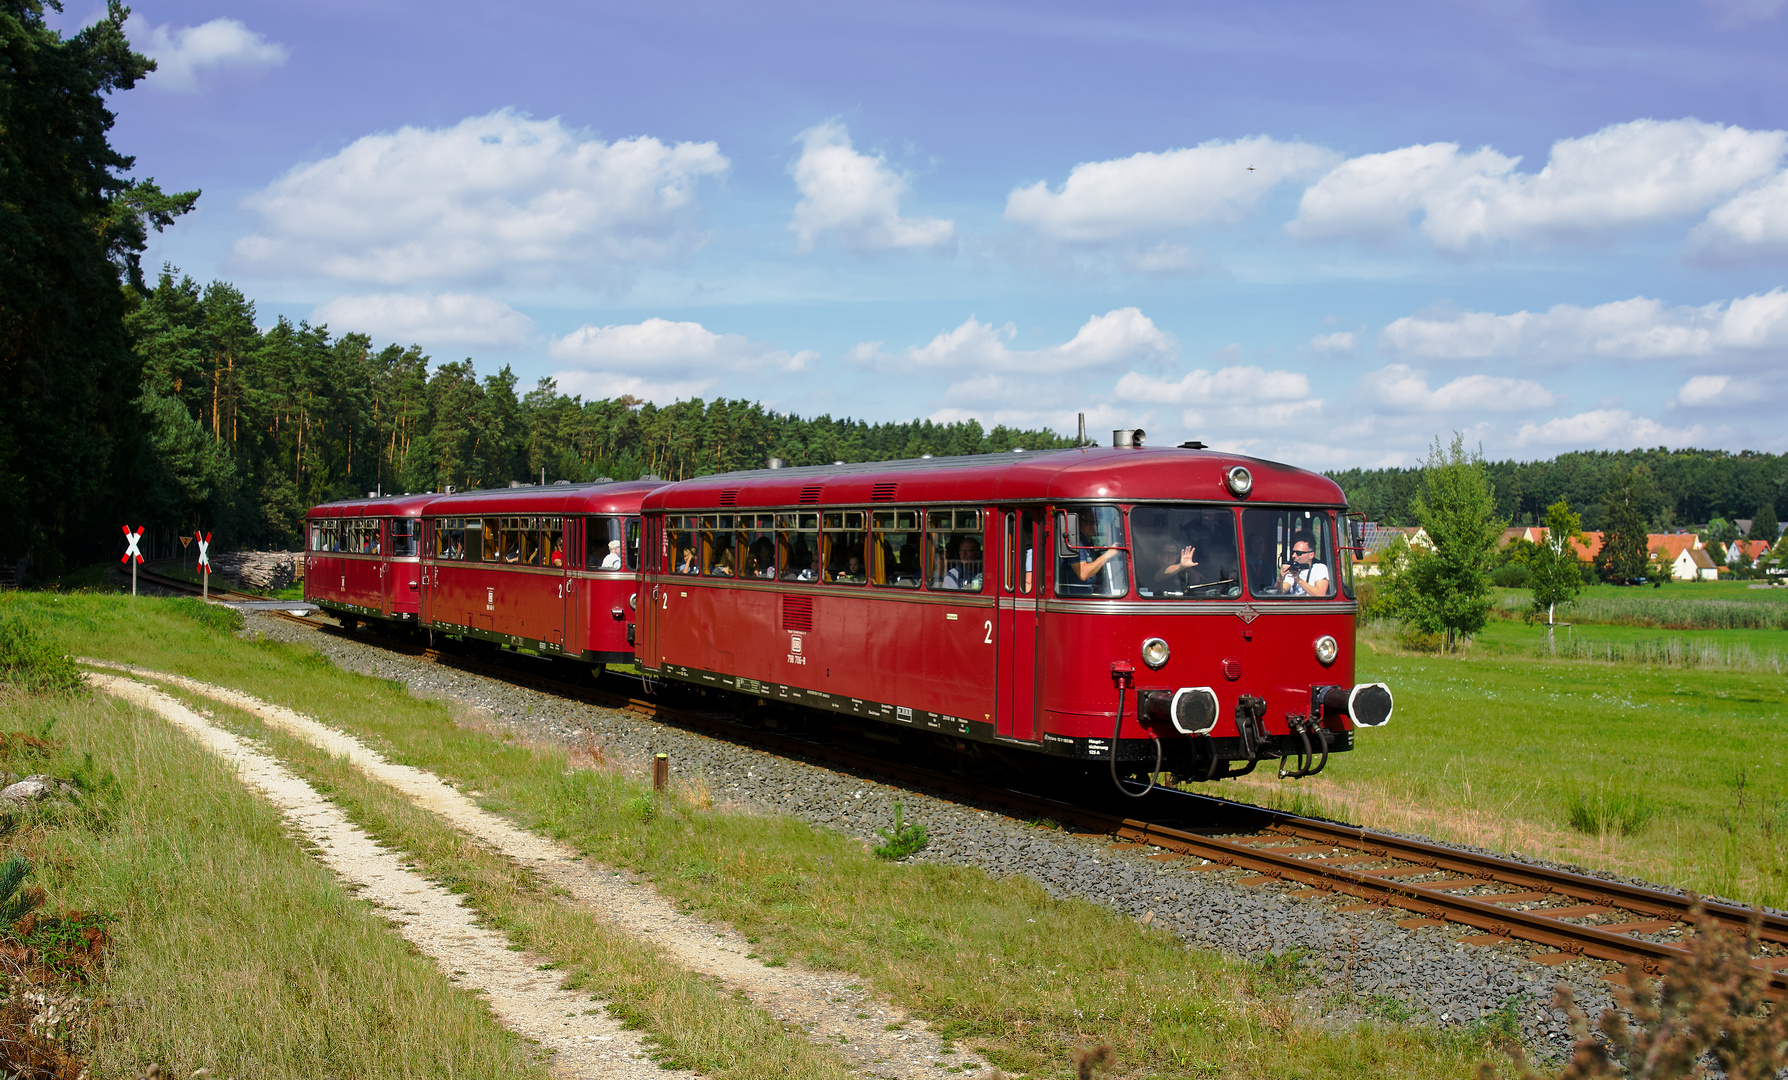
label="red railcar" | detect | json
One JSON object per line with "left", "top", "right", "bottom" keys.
{"left": 634, "top": 445, "right": 1390, "bottom": 780}
{"left": 417, "top": 482, "right": 657, "bottom": 663}
{"left": 305, "top": 494, "right": 435, "bottom": 627}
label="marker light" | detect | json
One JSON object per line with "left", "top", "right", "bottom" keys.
{"left": 1141, "top": 637, "right": 1170, "bottom": 669}
{"left": 1225, "top": 466, "right": 1253, "bottom": 497}
{"left": 1314, "top": 635, "right": 1339, "bottom": 665}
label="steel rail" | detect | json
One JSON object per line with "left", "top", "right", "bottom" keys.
{"left": 133, "top": 564, "right": 1787, "bottom": 995}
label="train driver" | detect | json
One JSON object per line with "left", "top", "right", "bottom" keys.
{"left": 1278, "top": 534, "right": 1331, "bottom": 596}
{"left": 600, "top": 540, "right": 624, "bottom": 569}
{"left": 1064, "top": 509, "right": 1123, "bottom": 585}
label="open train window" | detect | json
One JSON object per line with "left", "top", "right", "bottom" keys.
{"left": 702, "top": 514, "right": 737, "bottom": 576}
{"left": 823, "top": 511, "right": 866, "bottom": 585}
{"left": 587, "top": 516, "right": 624, "bottom": 570}
{"left": 777, "top": 512, "right": 820, "bottom": 582}
{"left": 668, "top": 516, "right": 699, "bottom": 574}
{"left": 1055, "top": 506, "right": 1128, "bottom": 598}
{"left": 927, "top": 508, "right": 983, "bottom": 592}
{"left": 1242, "top": 508, "right": 1336, "bottom": 598}
{"left": 871, "top": 509, "right": 921, "bottom": 588}
{"left": 1131, "top": 506, "right": 1241, "bottom": 599}
{"left": 432, "top": 518, "right": 467, "bottom": 560}
{"left": 739, "top": 514, "right": 776, "bottom": 579}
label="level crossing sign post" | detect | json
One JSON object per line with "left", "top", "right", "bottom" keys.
{"left": 196, "top": 532, "right": 212, "bottom": 601}
{"left": 121, "top": 526, "right": 144, "bottom": 596}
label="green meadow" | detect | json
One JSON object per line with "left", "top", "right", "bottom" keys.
{"left": 1233, "top": 586, "right": 1788, "bottom": 908}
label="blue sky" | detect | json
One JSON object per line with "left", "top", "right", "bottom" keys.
{"left": 65, "top": 0, "right": 1788, "bottom": 467}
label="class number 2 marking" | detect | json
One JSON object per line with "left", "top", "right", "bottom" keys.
{"left": 983, "top": 619, "right": 993, "bottom": 644}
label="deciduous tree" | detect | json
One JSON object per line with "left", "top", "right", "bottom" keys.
{"left": 1390, "top": 434, "right": 1503, "bottom": 654}
{"left": 1528, "top": 499, "right": 1585, "bottom": 653}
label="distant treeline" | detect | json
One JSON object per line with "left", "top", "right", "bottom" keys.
{"left": 1329, "top": 448, "right": 1787, "bottom": 531}
{"left": 110, "top": 271, "right": 1075, "bottom": 559}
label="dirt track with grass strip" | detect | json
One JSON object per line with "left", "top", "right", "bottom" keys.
{"left": 85, "top": 660, "right": 988, "bottom": 1080}
{"left": 88, "top": 672, "right": 688, "bottom": 1080}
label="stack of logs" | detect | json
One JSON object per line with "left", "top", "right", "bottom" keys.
{"left": 213, "top": 551, "right": 303, "bottom": 591}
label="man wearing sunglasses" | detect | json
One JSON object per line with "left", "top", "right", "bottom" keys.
{"left": 1277, "top": 536, "right": 1331, "bottom": 597}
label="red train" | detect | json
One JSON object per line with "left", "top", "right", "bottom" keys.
{"left": 306, "top": 481, "right": 655, "bottom": 664}
{"left": 306, "top": 443, "right": 1391, "bottom": 785}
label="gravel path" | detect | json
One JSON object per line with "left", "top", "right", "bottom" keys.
{"left": 248, "top": 613, "right": 1621, "bottom": 1055}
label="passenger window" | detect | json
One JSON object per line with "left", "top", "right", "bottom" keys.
{"left": 871, "top": 510, "right": 922, "bottom": 588}
{"left": 703, "top": 514, "right": 738, "bottom": 576}
{"left": 391, "top": 519, "right": 417, "bottom": 558}
{"left": 927, "top": 509, "right": 983, "bottom": 592}
{"left": 542, "top": 517, "right": 563, "bottom": 568}
{"left": 777, "top": 512, "right": 820, "bottom": 582}
{"left": 668, "top": 517, "right": 698, "bottom": 574}
{"left": 481, "top": 519, "right": 501, "bottom": 563}
{"left": 823, "top": 511, "right": 867, "bottom": 585}
{"left": 1055, "top": 506, "right": 1128, "bottom": 598}
{"left": 740, "top": 514, "right": 776, "bottom": 579}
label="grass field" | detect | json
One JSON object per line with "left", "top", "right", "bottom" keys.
{"left": 1231, "top": 637, "right": 1788, "bottom": 909}
{"left": 9, "top": 589, "right": 1509, "bottom": 1080}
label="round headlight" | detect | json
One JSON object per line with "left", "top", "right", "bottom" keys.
{"left": 1314, "top": 634, "right": 1339, "bottom": 666}
{"left": 1225, "top": 465, "right": 1253, "bottom": 497}
{"left": 1141, "top": 637, "right": 1170, "bottom": 669}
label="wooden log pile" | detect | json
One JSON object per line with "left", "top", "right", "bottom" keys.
{"left": 214, "top": 551, "right": 301, "bottom": 590}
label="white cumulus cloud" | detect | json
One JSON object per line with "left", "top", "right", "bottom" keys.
{"left": 310, "top": 293, "right": 534, "bottom": 349}
{"left": 788, "top": 121, "right": 953, "bottom": 252}
{"left": 1378, "top": 289, "right": 1788, "bottom": 362}
{"left": 548, "top": 318, "right": 814, "bottom": 402}
{"left": 1515, "top": 409, "right": 1705, "bottom": 449}
{"left": 1112, "top": 365, "right": 1313, "bottom": 406}
{"left": 126, "top": 16, "right": 287, "bottom": 92}
{"left": 1687, "top": 170, "right": 1788, "bottom": 263}
{"left": 1289, "top": 119, "right": 1787, "bottom": 252}
{"left": 1356, "top": 364, "right": 1555, "bottom": 412}
{"left": 858, "top": 308, "right": 1173, "bottom": 376}
{"left": 1006, "top": 136, "right": 1340, "bottom": 242}
{"left": 233, "top": 109, "right": 729, "bottom": 285}
{"left": 1309, "top": 331, "right": 1359, "bottom": 355}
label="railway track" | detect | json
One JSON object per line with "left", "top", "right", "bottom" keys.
{"left": 137, "top": 563, "right": 1788, "bottom": 997}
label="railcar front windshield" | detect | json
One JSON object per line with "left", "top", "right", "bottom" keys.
{"left": 1242, "top": 508, "right": 1337, "bottom": 599}
{"left": 1130, "top": 506, "right": 1241, "bottom": 599}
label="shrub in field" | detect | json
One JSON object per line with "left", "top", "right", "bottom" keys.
{"left": 0, "top": 617, "right": 82, "bottom": 695}
{"left": 1491, "top": 563, "right": 1531, "bottom": 588}
{"left": 1481, "top": 902, "right": 1786, "bottom": 1080}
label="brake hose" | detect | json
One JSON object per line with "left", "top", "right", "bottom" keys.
{"left": 1109, "top": 682, "right": 1163, "bottom": 799}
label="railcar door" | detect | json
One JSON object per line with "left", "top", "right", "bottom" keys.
{"left": 996, "top": 508, "right": 1043, "bottom": 740}
{"left": 562, "top": 517, "right": 583, "bottom": 656}
{"left": 639, "top": 516, "right": 663, "bottom": 669}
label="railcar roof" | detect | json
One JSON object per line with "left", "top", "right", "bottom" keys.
{"left": 420, "top": 480, "right": 663, "bottom": 517}
{"left": 306, "top": 492, "right": 438, "bottom": 519}
{"left": 644, "top": 446, "right": 1345, "bottom": 510}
